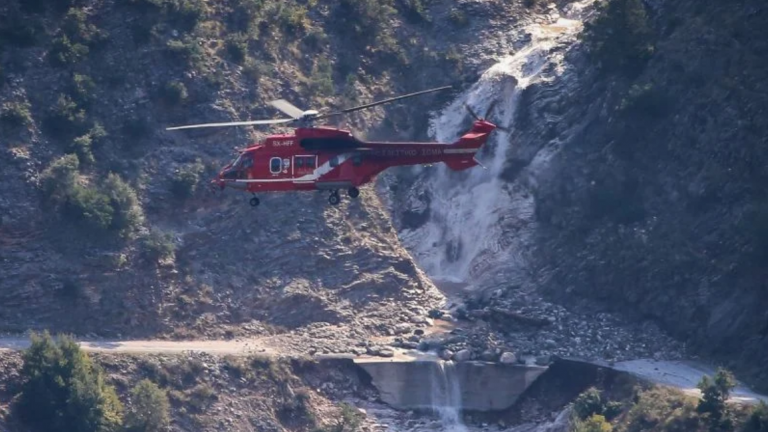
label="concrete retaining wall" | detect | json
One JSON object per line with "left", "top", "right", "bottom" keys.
{"left": 354, "top": 359, "right": 548, "bottom": 411}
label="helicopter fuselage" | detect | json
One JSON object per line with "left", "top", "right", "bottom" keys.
{"left": 213, "top": 119, "right": 496, "bottom": 204}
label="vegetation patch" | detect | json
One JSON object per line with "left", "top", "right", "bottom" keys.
{"left": 39, "top": 154, "right": 144, "bottom": 237}
{"left": 569, "top": 369, "right": 768, "bottom": 432}
{"left": 581, "top": 0, "right": 655, "bottom": 76}
{"left": 0, "top": 101, "right": 32, "bottom": 127}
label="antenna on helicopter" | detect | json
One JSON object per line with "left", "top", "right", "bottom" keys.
{"left": 165, "top": 85, "right": 454, "bottom": 131}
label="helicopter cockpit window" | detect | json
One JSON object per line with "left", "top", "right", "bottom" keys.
{"left": 269, "top": 157, "right": 282, "bottom": 174}
{"left": 241, "top": 154, "right": 253, "bottom": 168}
{"left": 296, "top": 158, "right": 304, "bottom": 168}
{"left": 231, "top": 154, "right": 243, "bottom": 168}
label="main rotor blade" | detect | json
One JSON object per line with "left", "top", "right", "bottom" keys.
{"left": 464, "top": 102, "right": 481, "bottom": 121}
{"left": 316, "top": 85, "right": 453, "bottom": 119}
{"left": 166, "top": 118, "right": 294, "bottom": 131}
{"left": 269, "top": 99, "right": 306, "bottom": 119}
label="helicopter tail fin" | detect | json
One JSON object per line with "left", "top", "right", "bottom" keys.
{"left": 443, "top": 122, "right": 494, "bottom": 171}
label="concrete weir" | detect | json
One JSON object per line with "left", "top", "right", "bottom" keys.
{"left": 353, "top": 358, "right": 548, "bottom": 412}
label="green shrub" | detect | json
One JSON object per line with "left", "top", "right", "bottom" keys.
{"left": 448, "top": 8, "right": 468, "bottom": 27}
{"left": 164, "top": 0, "right": 207, "bottom": 32}
{"left": 1, "top": 101, "right": 32, "bottom": 127}
{"left": 276, "top": 4, "right": 309, "bottom": 33}
{"left": 142, "top": 230, "right": 176, "bottom": 262}
{"left": 69, "top": 124, "right": 106, "bottom": 165}
{"left": 125, "top": 379, "right": 170, "bottom": 432}
{"left": 573, "top": 414, "right": 613, "bottom": 432}
{"left": 243, "top": 57, "right": 273, "bottom": 81}
{"left": 187, "top": 383, "right": 217, "bottom": 412}
{"left": 742, "top": 402, "right": 768, "bottom": 432}
{"left": 314, "top": 403, "right": 363, "bottom": 432}
{"left": 618, "top": 386, "right": 702, "bottom": 432}
{"left": 698, "top": 369, "right": 736, "bottom": 432}
{"left": 90, "top": 122, "right": 108, "bottom": 142}
{"left": 171, "top": 158, "right": 205, "bottom": 199}
{"left": 45, "top": 93, "right": 89, "bottom": 137}
{"left": 310, "top": 58, "right": 334, "bottom": 97}
{"left": 15, "top": 331, "right": 124, "bottom": 432}
{"left": 304, "top": 28, "right": 327, "bottom": 50}
{"left": 225, "top": 32, "right": 249, "bottom": 64}
{"left": 161, "top": 81, "right": 188, "bottom": 106}
{"left": 71, "top": 134, "right": 95, "bottom": 164}
{"left": 67, "top": 185, "right": 115, "bottom": 231}
{"left": 401, "top": 0, "right": 430, "bottom": 24}
{"left": 62, "top": 8, "right": 108, "bottom": 46}
{"left": 166, "top": 36, "right": 205, "bottom": 70}
{"left": 39, "top": 155, "right": 143, "bottom": 235}
{"left": 40, "top": 154, "right": 81, "bottom": 205}
{"left": 71, "top": 74, "right": 97, "bottom": 105}
{"left": 227, "top": 0, "right": 265, "bottom": 34}
{"left": 102, "top": 173, "right": 145, "bottom": 237}
{"left": 50, "top": 35, "right": 90, "bottom": 66}
{"left": 336, "top": 0, "right": 395, "bottom": 41}
{"left": 343, "top": 74, "right": 358, "bottom": 101}
{"left": 581, "top": 0, "right": 654, "bottom": 75}
{"left": 574, "top": 387, "right": 606, "bottom": 420}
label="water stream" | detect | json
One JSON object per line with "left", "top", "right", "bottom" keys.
{"left": 396, "top": 0, "right": 596, "bottom": 296}
{"left": 429, "top": 361, "right": 467, "bottom": 431}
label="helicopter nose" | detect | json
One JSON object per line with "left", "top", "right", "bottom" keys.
{"left": 210, "top": 177, "right": 225, "bottom": 191}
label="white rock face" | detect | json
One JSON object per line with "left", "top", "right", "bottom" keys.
{"left": 395, "top": 1, "right": 593, "bottom": 298}
{"left": 500, "top": 352, "right": 518, "bottom": 364}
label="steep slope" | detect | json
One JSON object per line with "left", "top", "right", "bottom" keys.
{"left": 532, "top": 0, "right": 768, "bottom": 389}
{"left": 387, "top": 0, "right": 768, "bottom": 390}
{"left": 0, "top": 0, "right": 533, "bottom": 343}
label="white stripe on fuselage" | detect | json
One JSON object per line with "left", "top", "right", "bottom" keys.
{"left": 233, "top": 153, "right": 354, "bottom": 184}
{"left": 231, "top": 147, "right": 477, "bottom": 184}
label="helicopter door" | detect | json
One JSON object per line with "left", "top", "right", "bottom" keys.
{"left": 293, "top": 155, "right": 317, "bottom": 178}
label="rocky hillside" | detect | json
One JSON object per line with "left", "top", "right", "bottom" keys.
{"left": 380, "top": 0, "right": 768, "bottom": 391}
{"left": 527, "top": 0, "right": 768, "bottom": 389}
{"left": 0, "top": 0, "right": 543, "bottom": 344}
{"left": 0, "top": 346, "right": 375, "bottom": 431}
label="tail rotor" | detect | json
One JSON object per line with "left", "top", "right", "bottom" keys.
{"left": 463, "top": 100, "right": 511, "bottom": 132}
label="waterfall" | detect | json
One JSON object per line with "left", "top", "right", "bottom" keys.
{"left": 429, "top": 361, "right": 467, "bottom": 432}
{"left": 396, "top": 0, "right": 596, "bottom": 293}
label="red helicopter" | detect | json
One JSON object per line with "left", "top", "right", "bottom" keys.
{"left": 165, "top": 86, "right": 509, "bottom": 207}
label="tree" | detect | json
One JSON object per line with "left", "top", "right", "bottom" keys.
{"left": 573, "top": 414, "right": 613, "bottom": 432}
{"left": 15, "top": 331, "right": 124, "bottom": 432}
{"left": 102, "top": 173, "right": 145, "bottom": 237}
{"left": 581, "top": 0, "right": 655, "bottom": 75}
{"left": 40, "top": 154, "right": 80, "bottom": 205}
{"left": 742, "top": 401, "right": 768, "bottom": 432}
{"left": 125, "top": 379, "right": 171, "bottom": 432}
{"left": 697, "top": 368, "right": 736, "bottom": 432}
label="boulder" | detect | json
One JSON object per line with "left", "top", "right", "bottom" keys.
{"left": 453, "top": 349, "right": 472, "bottom": 362}
{"left": 500, "top": 352, "right": 517, "bottom": 364}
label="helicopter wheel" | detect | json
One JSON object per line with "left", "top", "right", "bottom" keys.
{"left": 328, "top": 191, "right": 341, "bottom": 206}
{"left": 347, "top": 187, "right": 360, "bottom": 199}
{"left": 249, "top": 196, "right": 260, "bottom": 207}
